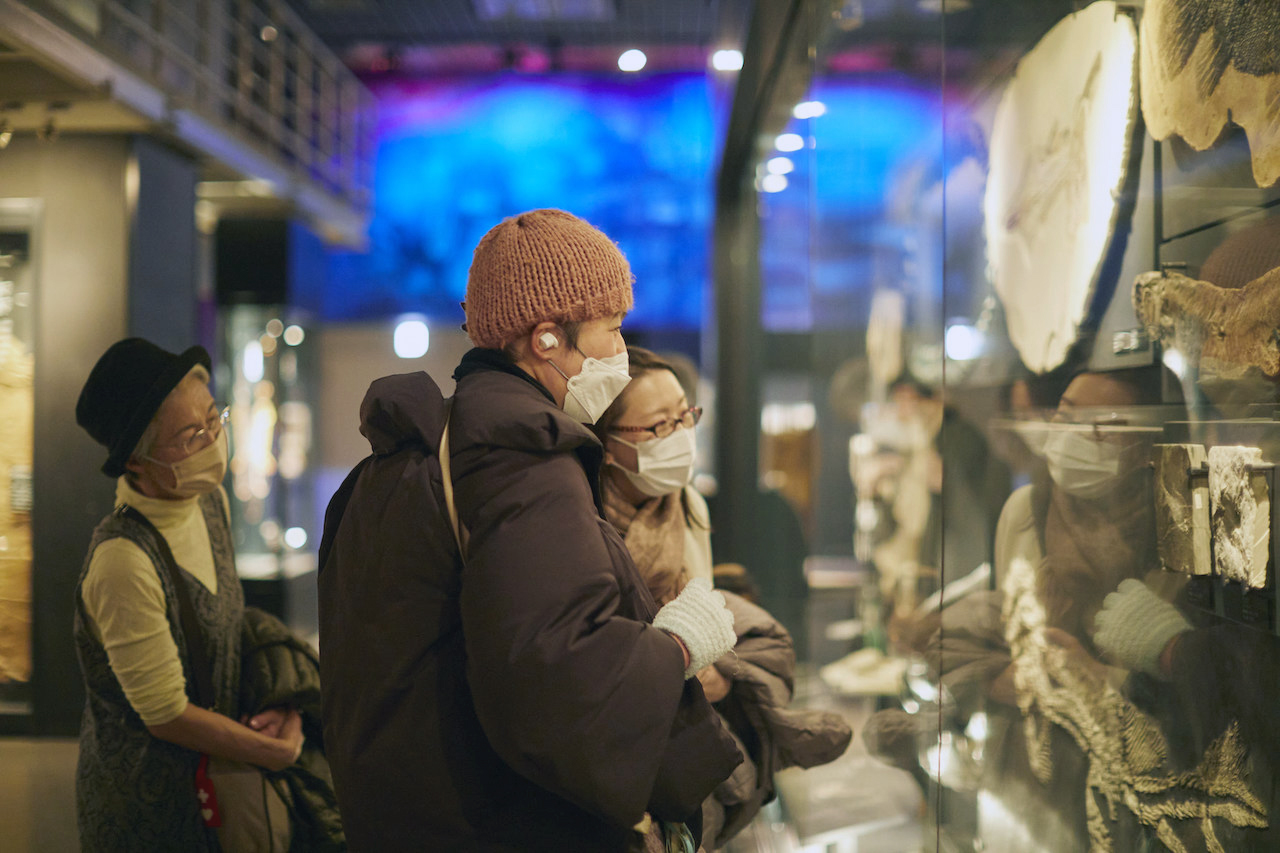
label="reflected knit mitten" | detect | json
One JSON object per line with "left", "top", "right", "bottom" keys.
{"left": 1092, "top": 578, "right": 1191, "bottom": 678}
{"left": 653, "top": 578, "right": 736, "bottom": 679}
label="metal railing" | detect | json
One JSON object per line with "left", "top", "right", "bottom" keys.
{"left": 29, "top": 0, "right": 374, "bottom": 207}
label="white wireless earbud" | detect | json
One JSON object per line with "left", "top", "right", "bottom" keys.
{"left": 538, "top": 332, "right": 558, "bottom": 351}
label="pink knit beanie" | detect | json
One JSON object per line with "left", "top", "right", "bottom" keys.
{"left": 464, "top": 209, "right": 635, "bottom": 349}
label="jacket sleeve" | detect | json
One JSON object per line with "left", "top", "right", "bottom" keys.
{"left": 456, "top": 445, "right": 701, "bottom": 829}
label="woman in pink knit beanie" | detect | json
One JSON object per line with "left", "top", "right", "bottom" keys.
{"left": 320, "top": 209, "right": 742, "bottom": 852}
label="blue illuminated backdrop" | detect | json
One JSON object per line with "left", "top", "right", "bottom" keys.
{"left": 308, "top": 73, "right": 717, "bottom": 331}
{"left": 303, "top": 70, "right": 954, "bottom": 336}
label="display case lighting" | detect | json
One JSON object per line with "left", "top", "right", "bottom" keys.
{"left": 1161, "top": 346, "right": 1186, "bottom": 379}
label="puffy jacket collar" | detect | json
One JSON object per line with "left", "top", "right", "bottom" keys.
{"left": 359, "top": 371, "right": 448, "bottom": 456}
{"left": 452, "top": 347, "right": 555, "bottom": 404}
{"left": 452, "top": 350, "right": 602, "bottom": 459}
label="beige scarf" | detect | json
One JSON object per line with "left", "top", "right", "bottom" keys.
{"left": 603, "top": 484, "right": 688, "bottom": 606}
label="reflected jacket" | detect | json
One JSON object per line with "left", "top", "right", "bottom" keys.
{"left": 318, "top": 350, "right": 742, "bottom": 852}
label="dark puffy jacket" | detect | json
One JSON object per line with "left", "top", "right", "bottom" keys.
{"left": 319, "top": 355, "right": 741, "bottom": 852}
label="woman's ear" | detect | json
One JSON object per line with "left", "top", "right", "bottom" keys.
{"left": 124, "top": 455, "right": 146, "bottom": 477}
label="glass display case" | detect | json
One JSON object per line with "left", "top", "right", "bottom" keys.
{"left": 219, "top": 305, "right": 320, "bottom": 639}
{"left": 718, "top": 1, "right": 1280, "bottom": 850}
{"left": 0, "top": 201, "right": 36, "bottom": 716}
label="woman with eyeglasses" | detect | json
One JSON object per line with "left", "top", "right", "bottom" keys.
{"left": 592, "top": 347, "right": 852, "bottom": 851}
{"left": 72, "top": 338, "right": 307, "bottom": 852}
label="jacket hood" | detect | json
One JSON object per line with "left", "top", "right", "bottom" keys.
{"left": 359, "top": 371, "right": 448, "bottom": 456}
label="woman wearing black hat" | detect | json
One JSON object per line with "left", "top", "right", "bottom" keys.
{"left": 73, "top": 338, "right": 303, "bottom": 852}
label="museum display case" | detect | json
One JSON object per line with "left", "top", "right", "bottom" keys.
{"left": 0, "top": 201, "right": 36, "bottom": 717}
{"left": 719, "top": 0, "right": 1280, "bottom": 849}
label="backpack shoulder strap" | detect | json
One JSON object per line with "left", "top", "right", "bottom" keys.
{"left": 440, "top": 402, "right": 469, "bottom": 561}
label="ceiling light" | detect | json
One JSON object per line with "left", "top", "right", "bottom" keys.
{"left": 618, "top": 49, "right": 646, "bottom": 72}
{"left": 474, "top": 0, "right": 616, "bottom": 22}
{"left": 711, "top": 49, "right": 743, "bottom": 71}
{"left": 766, "top": 156, "right": 794, "bottom": 175}
{"left": 0, "top": 120, "right": 10, "bottom": 150}
{"left": 793, "top": 100, "right": 827, "bottom": 119}
{"left": 760, "top": 174, "right": 788, "bottom": 193}
{"left": 774, "top": 132, "right": 804, "bottom": 152}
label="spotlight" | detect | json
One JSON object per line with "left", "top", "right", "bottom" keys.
{"left": 0, "top": 120, "right": 10, "bottom": 149}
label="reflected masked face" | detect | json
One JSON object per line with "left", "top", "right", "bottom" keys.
{"left": 1039, "top": 373, "right": 1149, "bottom": 499}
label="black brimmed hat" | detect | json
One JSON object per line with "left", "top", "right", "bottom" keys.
{"left": 76, "top": 338, "right": 211, "bottom": 477}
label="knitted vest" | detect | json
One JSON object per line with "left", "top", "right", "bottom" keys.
{"left": 73, "top": 490, "right": 243, "bottom": 853}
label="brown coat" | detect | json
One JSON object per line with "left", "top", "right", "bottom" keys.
{"left": 702, "top": 592, "right": 852, "bottom": 848}
{"left": 319, "top": 352, "right": 741, "bottom": 852}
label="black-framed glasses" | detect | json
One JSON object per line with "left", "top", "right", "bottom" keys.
{"left": 163, "top": 405, "right": 230, "bottom": 455}
{"left": 612, "top": 406, "right": 702, "bottom": 440}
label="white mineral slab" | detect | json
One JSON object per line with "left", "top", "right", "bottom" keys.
{"left": 1155, "top": 443, "right": 1211, "bottom": 575}
{"left": 1208, "top": 445, "right": 1270, "bottom": 589}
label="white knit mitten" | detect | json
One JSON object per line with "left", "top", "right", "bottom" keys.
{"left": 1092, "top": 578, "right": 1190, "bottom": 678}
{"left": 652, "top": 577, "right": 736, "bottom": 679}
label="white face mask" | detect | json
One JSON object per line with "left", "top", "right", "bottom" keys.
{"left": 144, "top": 429, "right": 228, "bottom": 498}
{"left": 612, "top": 426, "right": 696, "bottom": 498}
{"left": 551, "top": 350, "right": 631, "bottom": 424}
{"left": 1023, "top": 425, "right": 1142, "bottom": 499}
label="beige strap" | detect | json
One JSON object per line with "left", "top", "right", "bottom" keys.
{"left": 439, "top": 406, "right": 469, "bottom": 559}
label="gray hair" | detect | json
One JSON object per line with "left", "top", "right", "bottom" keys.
{"left": 128, "top": 364, "right": 212, "bottom": 467}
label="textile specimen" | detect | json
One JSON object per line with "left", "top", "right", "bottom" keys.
{"left": 1004, "top": 554, "right": 1265, "bottom": 851}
